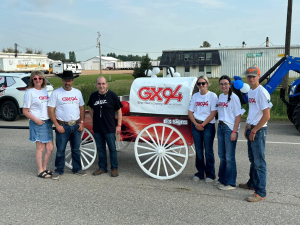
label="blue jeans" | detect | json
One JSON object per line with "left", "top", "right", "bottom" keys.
{"left": 217, "top": 124, "right": 238, "bottom": 186}
{"left": 246, "top": 127, "right": 268, "bottom": 197}
{"left": 55, "top": 123, "right": 82, "bottom": 174}
{"left": 192, "top": 123, "right": 216, "bottom": 179}
{"left": 94, "top": 133, "right": 118, "bottom": 171}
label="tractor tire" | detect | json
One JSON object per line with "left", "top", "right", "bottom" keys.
{"left": 292, "top": 104, "right": 300, "bottom": 132}
{"left": 0, "top": 101, "right": 20, "bottom": 121}
{"left": 287, "top": 106, "right": 295, "bottom": 123}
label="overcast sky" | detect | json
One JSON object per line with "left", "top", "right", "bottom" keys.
{"left": 1, "top": 0, "right": 299, "bottom": 61}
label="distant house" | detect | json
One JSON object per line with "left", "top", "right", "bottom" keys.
{"left": 160, "top": 45, "right": 300, "bottom": 78}
{"left": 80, "top": 56, "right": 118, "bottom": 70}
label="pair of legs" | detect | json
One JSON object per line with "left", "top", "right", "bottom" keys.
{"left": 94, "top": 132, "right": 118, "bottom": 171}
{"left": 36, "top": 141, "right": 54, "bottom": 177}
{"left": 192, "top": 123, "right": 216, "bottom": 180}
{"left": 217, "top": 124, "right": 237, "bottom": 187}
{"left": 246, "top": 127, "right": 268, "bottom": 198}
{"left": 55, "top": 123, "right": 82, "bottom": 174}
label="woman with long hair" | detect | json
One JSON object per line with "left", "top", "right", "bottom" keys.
{"left": 188, "top": 76, "right": 218, "bottom": 182}
{"left": 23, "top": 71, "right": 54, "bottom": 178}
{"left": 216, "top": 75, "right": 243, "bottom": 190}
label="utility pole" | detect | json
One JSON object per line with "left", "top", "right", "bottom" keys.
{"left": 14, "top": 43, "right": 18, "bottom": 58}
{"left": 282, "top": 0, "right": 293, "bottom": 90}
{"left": 97, "top": 31, "right": 102, "bottom": 75}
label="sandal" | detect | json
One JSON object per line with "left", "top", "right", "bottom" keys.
{"left": 37, "top": 170, "right": 51, "bottom": 178}
{"left": 45, "top": 170, "right": 53, "bottom": 175}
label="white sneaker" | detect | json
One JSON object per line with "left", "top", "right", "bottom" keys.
{"left": 192, "top": 176, "right": 200, "bottom": 181}
{"left": 219, "top": 185, "right": 236, "bottom": 190}
{"left": 214, "top": 181, "right": 221, "bottom": 186}
{"left": 205, "top": 177, "right": 214, "bottom": 183}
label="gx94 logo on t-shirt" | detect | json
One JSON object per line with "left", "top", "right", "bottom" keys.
{"left": 138, "top": 85, "right": 183, "bottom": 105}
{"left": 62, "top": 96, "right": 78, "bottom": 101}
{"left": 196, "top": 101, "right": 208, "bottom": 107}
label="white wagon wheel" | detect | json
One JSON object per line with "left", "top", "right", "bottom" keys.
{"left": 65, "top": 127, "right": 97, "bottom": 170}
{"left": 134, "top": 123, "right": 188, "bottom": 180}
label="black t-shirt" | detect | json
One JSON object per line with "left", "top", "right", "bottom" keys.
{"left": 87, "top": 90, "right": 123, "bottom": 134}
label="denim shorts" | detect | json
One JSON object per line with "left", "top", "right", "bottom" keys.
{"left": 29, "top": 119, "right": 53, "bottom": 143}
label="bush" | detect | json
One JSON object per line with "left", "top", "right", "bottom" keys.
{"left": 132, "top": 54, "right": 151, "bottom": 79}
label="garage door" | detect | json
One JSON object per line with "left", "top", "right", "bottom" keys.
{"left": 92, "top": 62, "right": 100, "bottom": 70}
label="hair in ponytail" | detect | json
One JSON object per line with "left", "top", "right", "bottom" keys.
{"left": 219, "top": 75, "right": 232, "bottom": 102}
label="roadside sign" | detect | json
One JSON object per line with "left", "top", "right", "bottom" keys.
{"left": 246, "top": 53, "right": 263, "bottom": 57}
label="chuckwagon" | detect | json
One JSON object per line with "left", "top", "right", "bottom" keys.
{"left": 64, "top": 76, "right": 198, "bottom": 180}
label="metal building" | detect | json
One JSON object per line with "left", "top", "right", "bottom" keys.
{"left": 160, "top": 45, "right": 300, "bottom": 78}
{"left": 80, "top": 56, "right": 118, "bottom": 70}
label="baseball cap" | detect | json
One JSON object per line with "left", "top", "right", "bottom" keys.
{"left": 245, "top": 66, "right": 260, "bottom": 77}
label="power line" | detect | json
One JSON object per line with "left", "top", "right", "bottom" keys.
{"left": 101, "top": 43, "right": 161, "bottom": 54}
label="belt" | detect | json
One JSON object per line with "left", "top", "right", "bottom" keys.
{"left": 195, "top": 119, "right": 203, "bottom": 124}
{"left": 219, "top": 120, "right": 226, "bottom": 125}
{"left": 57, "top": 120, "right": 81, "bottom": 126}
{"left": 247, "top": 124, "right": 256, "bottom": 130}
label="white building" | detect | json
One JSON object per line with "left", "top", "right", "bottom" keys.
{"left": 80, "top": 56, "right": 118, "bottom": 70}
{"left": 160, "top": 45, "right": 300, "bottom": 78}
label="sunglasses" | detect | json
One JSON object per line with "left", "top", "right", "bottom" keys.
{"left": 33, "top": 77, "right": 43, "bottom": 81}
{"left": 197, "top": 82, "right": 207, "bottom": 86}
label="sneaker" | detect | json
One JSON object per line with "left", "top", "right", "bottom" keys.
{"left": 219, "top": 185, "right": 236, "bottom": 191}
{"left": 192, "top": 176, "right": 200, "bottom": 181}
{"left": 75, "top": 170, "right": 87, "bottom": 176}
{"left": 214, "top": 181, "right": 221, "bottom": 186}
{"left": 205, "top": 178, "right": 214, "bottom": 183}
{"left": 239, "top": 183, "right": 254, "bottom": 190}
{"left": 92, "top": 169, "right": 108, "bottom": 176}
{"left": 52, "top": 172, "right": 60, "bottom": 180}
{"left": 247, "top": 193, "right": 266, "bottom": 202}
{"left": 111, "top": 168, "right": 118, "bottom": 177}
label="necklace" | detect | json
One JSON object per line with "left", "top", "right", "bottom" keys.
{"left": 98, "top": 90, "right": 108, "bottom": 118}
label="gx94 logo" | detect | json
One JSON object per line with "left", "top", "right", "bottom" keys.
{"left": 138, "top": 85, "right": 183, "bottom": 104}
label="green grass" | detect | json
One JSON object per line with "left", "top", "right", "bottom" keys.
{"left": 48, "top": 75, "right": 297, "bottom": 121}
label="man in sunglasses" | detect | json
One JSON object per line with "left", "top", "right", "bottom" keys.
{"left": 48, "top": 70, "right": 86, "bottom": 180}
{"left": 88, "top": 76, "right": 123, "bottom": 177}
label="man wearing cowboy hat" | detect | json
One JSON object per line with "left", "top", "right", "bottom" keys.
{"left": 48, "top": 71, "right": 86, "bottom": 179}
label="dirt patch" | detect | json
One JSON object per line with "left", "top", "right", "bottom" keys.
{"left": 81, "top": 70, "right": 134, "bottom": 75}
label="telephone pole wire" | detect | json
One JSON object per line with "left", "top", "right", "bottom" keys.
{"left": 97, "top": 31, "right": 102, "bottom": 75}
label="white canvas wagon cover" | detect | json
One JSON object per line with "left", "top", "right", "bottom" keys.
{"left": 129, "top": 77, "right": 197, "bottom": 115}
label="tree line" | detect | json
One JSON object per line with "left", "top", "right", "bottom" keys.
{"left": 107, "top": 53, "right": 161, "bottom": 61}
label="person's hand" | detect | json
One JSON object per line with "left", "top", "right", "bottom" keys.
{"left": 230, "top": 132, "right": 237, "bottom": 141}
{"left": 244, "top": 128, "right": 248, "bottom": 140}
{"left": 56, "top": 124, "right": 65, "bottom": 133}
{"left": 78, "top": 123, "right": 84, "bottom": 132}
{"left": 249, "top": 130, "right": 256, "bottom": 142}
{"left": 36, "top": 119, "right": 44, "bottom": 126}
{"left": 116, "top": 126, "right": 121, "bottom": 135}
{"left": 195, "top": 123, "right": 204, "bottom": 131}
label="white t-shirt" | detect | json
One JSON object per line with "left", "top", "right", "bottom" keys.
{"left": 218, "top": 92, "right": 244, "bottom": 131}
{"left": 48, "top": 87, "right": 84, "bottom": 122}
{"left": 23, "top": 88, "right": 49, "bottom": 120}
{"left": 189, "top": 91, "right": 218, "bottom": 123}
{"left": 246, "top": 85, "right": 273, "bottom": 127}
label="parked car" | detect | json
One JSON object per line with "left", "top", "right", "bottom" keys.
{"left": 0, "top": 73, "right": 54, "bottom": 121}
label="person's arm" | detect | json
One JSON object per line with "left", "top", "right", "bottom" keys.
{"left": 48, "top": 106, "right": 65, "bottom": 133}
{"left": 249, "top": 108, "right": 270, "bottom": 142}
{"left": 115, "top": 108, "right": 122, "bottom": 135}
{"left": 231, "top": 115, "right": 241, "bottom": 141}
{"left": 78, "top": 105, "right": 85, "bottom": 131}
{"left": 23, "top": 108, "right": 44, "bottom": 125}
{"left": 188, "top": 110, "right": 203, "bottom": 131}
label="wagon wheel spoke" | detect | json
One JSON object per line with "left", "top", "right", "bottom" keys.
{"left": 165, "top": 154, "right": 183, "bottom": 167}
{"left": 81, "top": 151, "right": 90, "bottom": 165}
{"left": 163, "top": 156, "right": 177, "bottom": 174}
{"left": 138, "top": 152, "right": 156, "bottom": 157}
{"left": 139, "top": 137, "right": 157, "bottom": 149}
{"left": 157, "top": 157, "right": 161, "bottom": 176}
{"left": 165, "top": 145, "right": 185, "bottom": 152}
{"left": 145, "top": 130, "right": 159, "bottom": 148}
{"left": 136, "top": 144, "right": 156, "bottom": 152}
{"left": 165, "top": 136, "right": 181, "bottom": 149}
{"left": 80, "top": 149, "right": 94, "bottom": 158}
{"left": 142, "top": 154, "right": 157, "bottom": 166}
{"left": 153, "top": 126, "right": 160, "bottom": 146}
{"left": 161, "top": 126, "right": 165, "bottom": 147}
{"left": 166, "top": 151, "right": 186, "bottom": 158}
{"left": 162, "top": 157, "right": 168, "bottom": 177}
{"left": 80, "top": 158, "right": 84, "bottom": 168}
{"left": 149, "top": 155, "right": 159, "bottom": 172}
{"left": 65, "top": 151, "right": 71, "bottom": 159}
{"left": 162, "top": 130, "right": 174, "bottom": 147}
